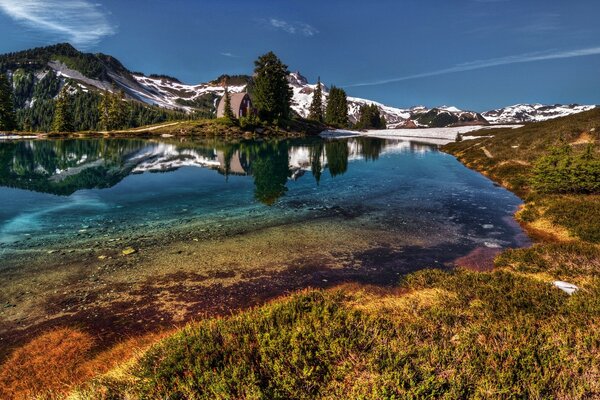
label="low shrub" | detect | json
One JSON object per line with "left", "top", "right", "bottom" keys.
{"left": 531, "top": 144, "right": 600, "bottom": 194}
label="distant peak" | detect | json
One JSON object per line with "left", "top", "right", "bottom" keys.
{"left": 288, "top": 71, "right": 308, "bottom": 87}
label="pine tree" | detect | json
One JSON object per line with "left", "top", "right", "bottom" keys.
{"left": 308, "top": 77, "right": 324, "bottom": 122}
{"left": 98, "top": 91, "right": 110, "bottom": 130}
{"left": 223, "top": 87, "right": 236, "bottom": 121}
{"left": 356, "top": 104, "right": 386, "bottom": 130}
{"left": 325, "top": 86, "right": 348, "bottom": 127}
{"left": 252, "top": 51, "right": 293, "bottom": 123}
{"left": 108, "top": 90, "right": 127, "bottom": 130}
{"left": 380, "top": 115, "right": 387, "bottom": 129}
{"left": 52, "top": 87, "right": 73, "bottom": 132}
{"left": 99, "top": 89, "right": 129, "bottom": 131}
{"left": 0, "top": 73, "right": 17, "bottom": 131}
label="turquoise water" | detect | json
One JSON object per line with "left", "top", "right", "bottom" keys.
{"left": 0, "top": 136, "right": 525, "bottom": 266}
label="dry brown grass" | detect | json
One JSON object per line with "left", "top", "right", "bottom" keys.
{"left": 0, "top": 328, "right": 168, "bottom": 400}
{"left": 0, "top": 328, "right": 94, "bottom": 400}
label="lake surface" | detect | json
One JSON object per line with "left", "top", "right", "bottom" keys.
{"left": 0, "top": 136, "right": 527, "bottom": 349}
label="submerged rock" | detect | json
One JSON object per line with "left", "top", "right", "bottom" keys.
{"left": 122, "top": 247, "right": 137, "bottom": 256}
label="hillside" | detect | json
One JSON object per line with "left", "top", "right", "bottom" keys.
{"left": 444, "top": 107, "right": 600, "bottom": 195}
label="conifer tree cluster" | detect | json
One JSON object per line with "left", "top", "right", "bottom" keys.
{"left": 355, "top": 103, "right": 386, "bottom": 130}
{"left": 98, "top": 89, "right": 130, "bottom": 131}
{"left": 252, "top": 52, "right": 293, "bottom": 123}
{"left": 325, "top": 86, "right": 349, "bottom": 128}
{"left": 52, "top": 86, "right": 73, "bottom": 132}
{"left": 308, "top": 77, "right": 324, "bottom": 122}
{"left": 0, "top": 73, "right": 16, "bottom": 131}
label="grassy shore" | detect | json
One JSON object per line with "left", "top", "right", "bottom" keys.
{"left": 1, "top": 111, "right": 599, "bottom": 399}
{"left": 3, "top": 117, "right": 329, "bottom": 139}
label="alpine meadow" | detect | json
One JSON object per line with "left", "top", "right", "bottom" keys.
{"left": 0, "top": 1, "right": 599, "bottom": 399}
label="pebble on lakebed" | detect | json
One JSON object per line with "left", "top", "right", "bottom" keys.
{"left": 122, "top": 247, "right": 137, "bottom": 256}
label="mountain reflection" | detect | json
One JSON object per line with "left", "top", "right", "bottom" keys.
{"left": 0, "top": 137, "right": 437, "bottom": 204}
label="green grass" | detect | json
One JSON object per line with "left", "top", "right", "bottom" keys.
{"left": 74, "top": 268, "right": 600, "bottom": 399}
{"left": 542, "top": 196, "right": 600, "bottom": 243}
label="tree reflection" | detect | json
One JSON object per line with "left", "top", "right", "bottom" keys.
{"left": 309, "top": 142, "right": 324, "bottom": 184}
{"left": 0, "top": 136, "right": 393, "bottom": 201}
{"left": 356, "top": 137, "right": 386, "bottom": 161}
{"left": 0, "top": 139, "right": 147, "bottom": 195}
{"left": 325, "top": 140, "right": 349, "bottom": 177}
{"left": 243, "top": 141, "right": 291, "bottom": 206}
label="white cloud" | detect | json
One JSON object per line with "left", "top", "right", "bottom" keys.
{"left": 268, "top": 18, "right": 318, "bottom": 37}
{"left": 220, "top": 52, "right": 239, "bottom": 58}
{"left": 0, "top": 0, "right": 115, "bottom": 48}
{"left": 345, "top": 46, "right": 600, "bottom": 87}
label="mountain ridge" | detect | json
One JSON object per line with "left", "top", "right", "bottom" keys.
{"left": 0, "top": 43, "right": 596, "bottom": 129}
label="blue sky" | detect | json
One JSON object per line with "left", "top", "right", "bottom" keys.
{"left": 0, "top": 0, "right": 599, "bottom": 111}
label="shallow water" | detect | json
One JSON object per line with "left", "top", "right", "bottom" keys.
{"left": 0, "top": 136, "right": 525, "bottom": 261}
{"left": 0, "top": 135, "right": 530, "bottom": 348}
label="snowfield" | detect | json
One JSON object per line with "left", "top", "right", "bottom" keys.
{"left": 361, "top": 125, "right": 522, "bottom": 143}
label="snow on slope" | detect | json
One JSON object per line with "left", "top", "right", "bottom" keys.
{"left": 46, "top": 60, "right": 597, "bottom": 126}
{"left": 130, "top": 75, "right": 245, "bottom": 111}
{"left": 483, "top": 104, "right": 596, "bottom": 124}
{"left": 287, "top": 71, "right": 411, "bottom": 125}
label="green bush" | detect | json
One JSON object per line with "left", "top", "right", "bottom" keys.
{"left": 239, "top": 114, "right": 261, "bottom": 130}
{"left": 531, "top": 144, "right": 600, "bottom": 194}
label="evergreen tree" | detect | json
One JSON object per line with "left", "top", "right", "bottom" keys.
{"left": 308, "top": 77, "right": 324, "bottom": 122}
{"left": 99, "top": 89, "right": 129, "bottom": 131}
{"left": 325, "top": 86, "right": 348, "bottom": 127}
{"left": 355, "top": 104, "right": 386, "bottom": 130}
{"left": 0, "top": 73, "right": 16, "bottom": 131}
{"left": 109, "top": 90, "right": 128, "bottom": 130}
{"left": 52, "top": 87, "right": 73, "bottom": 132}
{"left": 252, "top": 51, "right": 293, "bottom": 123}
{"left": 223, "top": 87, "right": 236, "bottom": 121}
{"left": 98, "top": 91, "right": 110, "bottom": 130}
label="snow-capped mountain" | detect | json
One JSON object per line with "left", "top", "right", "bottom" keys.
{"left": 287, "top": 71, "right": 411, "bottom": 125}
{"left": 2, "top": 43, "right": 596, "bottom": 130}
{"left": 482, "top": 104, "right": 597, "bottom": 124}
{"left": 286, "top": 72, "right": 488, "bottom": 128}
{"left": 49, "top": 58, "right": 246, "bottom": 112}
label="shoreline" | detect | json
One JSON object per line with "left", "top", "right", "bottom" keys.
{"left": 0, "top": 136, "right": 529, "bottom": 361}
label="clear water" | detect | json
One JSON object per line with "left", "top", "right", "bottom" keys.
{"left": 0, "top": 136, "right": 526, "bottom": 267}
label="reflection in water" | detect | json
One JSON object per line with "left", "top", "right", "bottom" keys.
{"left": 0, "top": 137, "right": 437, "bottom": 205}
{"left": 325, "top": 141, "right": 349, "bottom": 177}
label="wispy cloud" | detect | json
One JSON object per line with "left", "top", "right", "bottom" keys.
{"left": 0, "top": 0, "right": 115, "bottom": 48}
{"left": 220, "top": 52, "right": 239, "bottom": 58}
{"left": 268, "top": 18, "right": 319, "bottom": 37}
{"left": 345, "top": 46, "right": 600, "bottom": 88}
{"left": 514, "top": 13, "right": 561, "bottom": 34}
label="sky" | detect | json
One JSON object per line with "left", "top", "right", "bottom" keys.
{"left": 0, "top": 0, "right": 599, "bottom": 111}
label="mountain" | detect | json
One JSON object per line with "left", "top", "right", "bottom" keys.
{"left": 286, "top": 72, "right": 488, "bottom": 128}
{"left": 482, "top": 104, "right": 597, "bottom": 124}
{"left": 0, "top": 44, "right": 596, "bottom": 131}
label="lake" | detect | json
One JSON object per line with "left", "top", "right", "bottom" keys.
{"left": 0, "top": 136, "right": 527, "bottom": 349}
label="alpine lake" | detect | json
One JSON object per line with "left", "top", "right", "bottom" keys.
{"left": 0, "top": 135, "right": 528, "bottom": 351}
